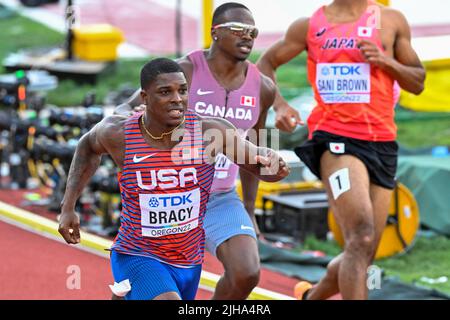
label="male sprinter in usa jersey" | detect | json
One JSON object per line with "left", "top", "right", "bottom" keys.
{"left": 58, "top": 58, "right": 289, "bottom": 300}
{"left": 115, "top": 3, "right": 284, "bottom": 300}
{"left": 257, "top": 0, "right": 425, "bottom": 299}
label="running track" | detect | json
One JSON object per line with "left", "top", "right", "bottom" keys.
{"left": 0, "top": 218, "right": 298, "bottom": 299}
{"left": 0, "top": 189, "right": 297, "bottom": 300}
{"left": 0, "top": 218, "right": 214, "bottom": 299}
{"left": 0, "top": 219, "right": 112, "bottom": 300}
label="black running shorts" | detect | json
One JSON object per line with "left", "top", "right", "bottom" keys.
{"left": 294, "top": 131, "right": 398, "bottom": 190}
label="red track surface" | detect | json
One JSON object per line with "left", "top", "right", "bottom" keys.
{"left": 0, "top": 219, "right": 113, "bottom": 300}
{"left": 203, "top": 252, "right": 299, "bottom": 297}
{"left": 0, "top": 189, "right": 297, "bottom": 300}
{"left": 0, "top": 219, "right": 215, "bottom": 300}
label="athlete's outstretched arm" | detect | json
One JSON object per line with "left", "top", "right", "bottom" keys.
{"left": 358, "top": 9, "right": 425, "bottom": 95}
{"left": 58, "top": 116, "right": 125, "bottom": 244}
{"left": 202, "top": 117, "right": 289, "bottom": 183}
{"left": 256, "top": 18, "right": 309, "bottom": 132}
{"left": 239, "top": 76, "right": 276, "bottom": 236}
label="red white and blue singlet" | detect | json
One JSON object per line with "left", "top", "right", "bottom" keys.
{"left": 111, "top": 110, "right": 215, "bottom": 267}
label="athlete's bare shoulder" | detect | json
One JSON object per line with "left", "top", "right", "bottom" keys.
{"left": 286, "top": 17, "right": 310, "bottom": 43}
{"left": 176, "top": 55, "right": 193, "bottom": 70}
{"left": 176, "top": 55, "right": 194, "bottom": 85}
{"left": 95, "top": 115, "right": 127, "bottom": 150}
{"left": 98, "top": 115, "right": 127, "bottom": 132}
{"left": 291, "top": 16, "right": 310, "bottom": 29}
{"left": 380, "top": 6, "right": 410, "bottom": 31}
{"left": 259, "top": 73, "right": 276, "bottom": 110}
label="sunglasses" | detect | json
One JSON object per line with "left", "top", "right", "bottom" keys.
{"left": 212, "top": 22, "right": 259, "bottom": 39}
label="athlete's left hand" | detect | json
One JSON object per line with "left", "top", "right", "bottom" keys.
{"left": 357, "top": 39, "right": 389, "bottom": 68}
{"left": 114, "top": 104, "right": 145, "bottom": 117}
{"left": 274, "top": 102, "right": 304, "bottom": 133}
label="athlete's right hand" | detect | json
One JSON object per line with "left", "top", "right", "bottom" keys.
{"left": 58, "top": 211, "right": 81, "bottom": 244}
{"left": 255, "top": 151, "right": 290, "bottom": 181}
{"left": 274, "top": 102, "right": 303, "bottom": 133}
{"left": 132, "top": 104, "right": 146, "bottom": 114}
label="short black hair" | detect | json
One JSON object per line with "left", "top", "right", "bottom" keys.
{"left": 212, "top": 2, "right": 250, "bottom": 26}
{"left": 140, "top": 58, "right": 184, "bottom": 90}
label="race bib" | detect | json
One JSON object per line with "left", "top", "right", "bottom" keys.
{"left": 139, "top": 189, "right": 200, "bottom": 238}
{"left": 316, "top": 63, "right": 371, "bottom": 104}
{"left": 214, "top": 153, "right": 232, "bottom": 180}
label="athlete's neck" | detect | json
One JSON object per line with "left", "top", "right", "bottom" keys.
{"left": 328, "top": 0, "right": 370, "bottom": 22}
{"left": 206, "top": 47, "right": 248, "bottom": 82}
{"left": 142, "top": 114, "right": 184, "bottom": 147}
{"left": 332, "top": 0, "right": 369, "bottom": 12}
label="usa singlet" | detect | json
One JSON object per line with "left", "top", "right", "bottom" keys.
{"left": 187, "top": 50, "right": 261, "bottom": 192}
{"left": 306, "top": 2, "right": 397, "bottom": 141}
{"left": 111, "top": 111, "right": 215, "bottom": 267}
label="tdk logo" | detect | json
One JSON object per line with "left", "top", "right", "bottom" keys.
{"left": 159, "top": 194, "right": 193, "bottom": 207}
{"left": 148, "top": 197, "right": 160, "bottom": 208}
{"left": 328, "top": 65, "right": 361, "bottom": 76}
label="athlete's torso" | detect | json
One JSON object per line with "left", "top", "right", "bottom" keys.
{"left": 306, "top": 2, "right": 397, "bottom": 141}
{"left": 187, "top": 50, "right": 261, "bottom": 192}
{"left": 112, "top": 111, "right": 215, "bottom": 267}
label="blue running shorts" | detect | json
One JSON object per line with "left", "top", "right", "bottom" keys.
{"left": 203, "top": 188, "right": 257, "bottom": 256}
{"left": 110, "top": 250, "right": 202, "bottom": 300}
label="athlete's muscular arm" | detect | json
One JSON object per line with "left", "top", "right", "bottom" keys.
{"left": 239, "top": 76, "right": 276, "bottom": 236}
{"left": 257, "top": 18, "right": 309, "bottom": 132}
{"left": 58, "top": 116, "right": 126, "bottom": 244}
{"left": 358, "top": 9, "right": 425, "bottom": 95}
{"left": 202, "top": 116, "right": 289, "bottom": 183}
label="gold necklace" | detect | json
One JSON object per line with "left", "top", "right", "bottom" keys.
{"left": 141, "top": 115, "right": 185, "bottom": 140}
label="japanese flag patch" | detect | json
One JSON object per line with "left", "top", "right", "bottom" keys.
{"left": 330, "top": 142, "right": 345, "bottom": 154}
{"left": 358, "top": 27, "right": 373, "bottom": 38}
